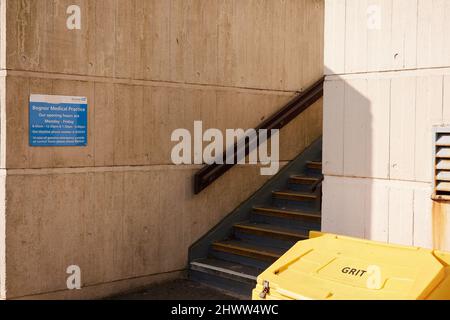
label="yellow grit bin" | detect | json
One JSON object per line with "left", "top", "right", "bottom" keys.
{"left": 253, "top": 232, "right": 450, "bottom": 300}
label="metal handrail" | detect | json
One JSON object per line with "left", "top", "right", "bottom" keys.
{"left": 194, "top": 77, "right": 325, "bottom": 194}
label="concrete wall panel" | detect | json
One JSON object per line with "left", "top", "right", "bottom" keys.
{"left": 323, "top": 176, "right": 435, "bottom": 249}
{"left": 5, "top": 75, "right": 322, "bottom": 170}
{"left": 4, "top": 163, "right": 277, "bottom": 298}
{"left": 324, "top": 71, "right": 450, "bottom": 184}
{"left": 6, "top": 0, "right": 324, "bottom": 92}
{"left": 325, "top": 0, "right": 450, "bottom": 75}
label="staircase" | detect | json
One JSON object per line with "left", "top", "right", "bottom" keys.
{"left": 189, "top": 139, "right": 323, "bottom": 298}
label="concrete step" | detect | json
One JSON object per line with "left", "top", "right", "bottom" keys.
{"left": 289, "top": 175, "right": 322, "bottom": 185}
{"left": 212, "top": 240, "right": 283, "bottom": 265}
{"left": 272, "top": 190, "right": 318, "bottom": 202}
{"left": 190, "top": 258, "right": 260, "bottom": 284}
{"left": 253, "top": 206, "right": 321, "bottom": 222}
{"left": 234, "top": 222, "right": 309, "bottom": 242}
{"left": 306, "top": 161, "right": 322, "bottom": 170}
{"left": 189, "top": 258, "right": 262, "bottom": 297}
{"left": 288, "top": 175, "right": 323, "bottom": 192}
{"left": 250, "top": 207, "right": 321, "bottom": 231}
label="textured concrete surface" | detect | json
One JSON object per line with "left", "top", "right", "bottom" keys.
{"left": 111, "top": 279, "right": 240, "bottom": 300}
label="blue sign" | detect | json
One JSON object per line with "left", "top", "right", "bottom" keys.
{"left": 29, "top": 94, "right": 88, "bottom": 147}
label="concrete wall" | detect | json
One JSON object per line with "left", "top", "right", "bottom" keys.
{"left": 323, "top": 0, "right": 450, "bottom": 251}
{"left": 0, "top": 0, "right": 324, "bottom": 299}
{"left": 0, "top": 0, "right": 6, "bottom": 300}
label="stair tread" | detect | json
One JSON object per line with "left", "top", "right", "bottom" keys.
{"left": 253, "top": 206, "right": 321, "bottom": 219}
{"left": 289, "top": 175, "right": 322, "bottom": 185}
{"left": 234, "top": 221, "right": 310, "bottom": 239}
{"left": 213, "top": 240, "right": 284, "bottom": 258}
{"left": 273, "top": 190, "right": 318, "bottom": 198}
{"left": 306, "top": 161, "right": 323, "bottom": 170}
{"left": 191, "top": 258, "right": 261, "bottom": 280}
{"left": 290, "top": 175, "right": 321, "bottom": 181}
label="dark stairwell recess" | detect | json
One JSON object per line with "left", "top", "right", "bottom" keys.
{"left": 188, "top": 78, "right": 324, "bottom": 298}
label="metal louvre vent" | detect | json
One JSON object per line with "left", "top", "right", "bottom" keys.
{"left": 433, "top": 127, "right": 450, "bottom": 200}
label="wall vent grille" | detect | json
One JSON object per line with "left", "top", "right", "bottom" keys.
{"left": 433, "top": 127, "right": 450, "bottom": 200}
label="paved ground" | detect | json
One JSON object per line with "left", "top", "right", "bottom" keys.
{"left": 112, "top": 279, "right": 242, "bottom": 300}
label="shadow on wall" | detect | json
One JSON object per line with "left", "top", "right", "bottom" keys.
{"left": 322, "top": 66, "right": 376, "bottom": 243}
{"left": 322, "top": 65, "right": 450, "bottom": 251}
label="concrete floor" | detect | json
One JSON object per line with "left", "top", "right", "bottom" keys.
{"left": 111, "top": 279, "right": 241, "bottom": 300}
